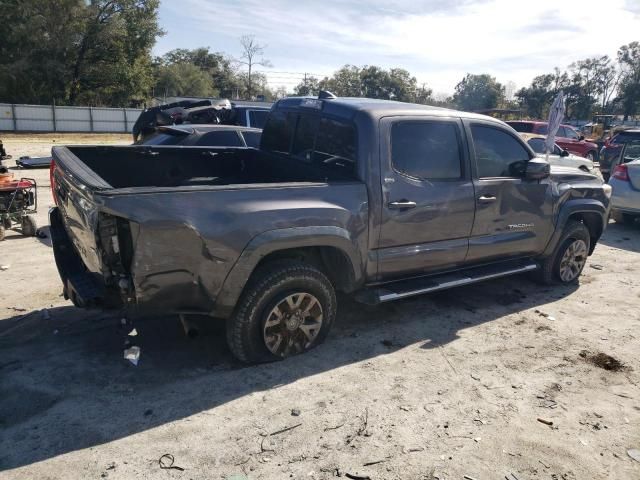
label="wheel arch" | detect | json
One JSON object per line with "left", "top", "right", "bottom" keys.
{"left": 543, "top": 200, "right": 607, "bottom": 257}
{"left": 211, "top": 226, "right": 364, "bottom": 318}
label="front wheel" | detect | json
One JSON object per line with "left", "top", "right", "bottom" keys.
{"left": 535, "top": 220, "right": 590, "bottom": 285}
{"left": 226, "top": 260, "right": 336, "bottom": 363}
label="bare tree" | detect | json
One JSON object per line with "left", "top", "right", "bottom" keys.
{"left": 237, "top": 35, "right": 272, "bottom": 99}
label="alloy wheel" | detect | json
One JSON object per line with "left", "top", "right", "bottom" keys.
{"left": 263, "top": 292, "right": 323, "bottom": 357}
{"left": 558, "top": 239, "right": 588, "bottom": 282}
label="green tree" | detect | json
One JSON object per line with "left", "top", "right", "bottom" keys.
{"left": 294, "top": 76, "right": 320, "bottom": 96}
{"left": 452, "top": 74, "right": 504, "bottom": 111}
{"left": 0, "top": 0, "right": 163, "bottom": 106}
{"left": 154, "top": 63, "right": 217, "bottom": 98}
{"left": 618, "top": 41, "right": 640, "bottom": 119}
{"left": 157, "top": 47, "right": 238, "bottom": 98}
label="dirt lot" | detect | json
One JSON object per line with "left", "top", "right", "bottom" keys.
{"left": 0, "top": 134, "right": 639, "bottom": 480}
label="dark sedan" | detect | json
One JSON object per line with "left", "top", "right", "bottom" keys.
{"left": 136, "top": 124, "right": 262, "bottom": 148}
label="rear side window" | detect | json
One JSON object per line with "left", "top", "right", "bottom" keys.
{"left": 391, "top": 121, "right": 462, "bottom": 179}
{"left": 261, "top": 110, "right": 295, "bottom": 153}
{"left": 248, "top": 110, "right": 269, "bottom": 129}
{"left": 195, "top": 130, "right": 243, "bottom": 147}
{"left": 313, "top": 117, "right": 357, "bottom": 171}
{"left": 242, "top": 131, "right": 261, "bottom": 148}
{"left": 471, "top": 125, "right": 531, "bottom": 178}
{"left": 262, "top": 110, "right": 357, "bottom": 178}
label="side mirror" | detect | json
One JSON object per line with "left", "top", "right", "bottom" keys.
{"left": 560, "top": 149, "right": 570, "bottom": 157}
{"left": 526, "top": 158, "right": 550, "bottom": 180}
{"left": 579, "top": 135, "right": 585, "bottom": 141}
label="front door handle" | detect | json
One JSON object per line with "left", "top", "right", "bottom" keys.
{"left": 478, "top": 195, "right": 497, "bottom": 203}
{"left": 388, "top": 200, "right": 417, "bottom": 209}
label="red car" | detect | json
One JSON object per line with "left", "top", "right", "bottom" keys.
{"left": 507, "top": 121, "right": 599, "bottom": 161}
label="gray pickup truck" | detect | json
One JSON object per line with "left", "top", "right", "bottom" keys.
{"left": 50, "top": 93, "right": 611, "bottom": 363}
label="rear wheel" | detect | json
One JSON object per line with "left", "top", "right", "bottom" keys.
{"left": 21, "top": 215, "right": 37, "bottom": 237}
{"left": 226, "top": 260, "right": 336, "bottom": 363}
{"left": 535, "top": 220, "right": 590, "bottom": 285}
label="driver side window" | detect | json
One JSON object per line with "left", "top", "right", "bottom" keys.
{"left": 471, "top": 125, "right": 531, "bottom": 178}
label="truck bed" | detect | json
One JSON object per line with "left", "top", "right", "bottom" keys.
{"left": 50, "top": 145, "right": 368, "bottom": 313}
{"left": 59, "top": 145, "right": 345, "bottom": 189}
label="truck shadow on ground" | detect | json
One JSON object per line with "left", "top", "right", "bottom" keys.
{"left": 0, "top": 274, "right": 578, "bottom": 471}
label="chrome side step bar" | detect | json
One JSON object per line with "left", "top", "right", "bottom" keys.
{"left": 370, "top": 261, "right": 538, "bottom": 303}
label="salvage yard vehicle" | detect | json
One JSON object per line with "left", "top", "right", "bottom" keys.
{"left": 599, "top": 129, "right": 640, "bottom": 181}
{"left": 507, "top": 121, "right": 599, "bottom": 161}
{"left": 137, "top": 125, "right": 262, "bottom": 148}
{"left": 49, "top": 93, "right": 612, "bottom": 363}
{"left": 608, "top": 140, "right": 640, "bottom": 225}
{"left": 519, "top": 133, "right": 595, "bottom": 172}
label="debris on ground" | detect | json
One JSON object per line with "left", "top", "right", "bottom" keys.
{"left": 579, "top": 350, "right": 627, "bottom": 371}
{"left": 590, "top": 264, "right": 604, "bottom": 270}
{"left": 291, "top": 408, "right": 301, "bottom": 416}
{"left": 535, "top": 309, "right": 556, "bottom": 321}
{"left": 537, "top": 418, "right": 553, "bottom": 426}
{"left": 628, "top": 449, "right": 640, "bottom": 463}
{"left": 0, "top": 265, "right": 10, "bottom": 270}
{"left": 158, "top": 453, "right": 184, "bottom": 471}
{"left": 127, "top": 328, "right": 138, "bottom": 336}
{"left": 345, "top": 473, "right": 371, "bottom": 480}
{"left": 464, "top": 475, "right": 479, "bottom": 480}
{"left": 123, "top": 346, "right": 141, "bottom": 366}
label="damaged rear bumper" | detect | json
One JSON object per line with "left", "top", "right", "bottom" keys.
{"left": 50, "top": 207, "right": 120, "bottom": 308}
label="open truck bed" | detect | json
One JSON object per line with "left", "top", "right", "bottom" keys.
{"left": 49, "top": 144, "right": 368, "bottom": 313}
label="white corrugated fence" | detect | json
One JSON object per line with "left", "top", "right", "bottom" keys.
{"left": 0, "top": 103, "right": 142, "bottom": 133}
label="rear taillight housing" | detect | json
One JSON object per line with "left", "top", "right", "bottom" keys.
{"left": 50, "top": 159, "right": 57, "bottom": 205}
{"left": 612, "top": 164, "right": 629, "bottom": 182}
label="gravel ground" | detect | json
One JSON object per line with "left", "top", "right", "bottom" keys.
{"left": 0, "top": 134, "right": 639, "bottom": 480}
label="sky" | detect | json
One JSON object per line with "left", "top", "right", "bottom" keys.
{"left": 155, "top": 0, "right": 640, "bottom": 96}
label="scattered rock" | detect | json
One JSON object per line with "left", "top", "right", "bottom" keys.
{"left": 291, "top": 408, "right": 301, "bottom": 417}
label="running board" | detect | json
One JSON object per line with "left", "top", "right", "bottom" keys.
{"left": 360, "top": 260, "right": 538, "bottom": 304}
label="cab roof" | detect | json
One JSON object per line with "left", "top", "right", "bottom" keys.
{"left": 274, "top": 94, "right": 504, "bottom": 125}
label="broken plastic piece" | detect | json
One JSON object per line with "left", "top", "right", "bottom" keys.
{"left": 124, "top": 346, "right": 141, "bottom": 366}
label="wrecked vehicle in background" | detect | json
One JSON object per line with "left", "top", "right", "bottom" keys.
{"left": 50, "top": 92, "right": 611, "bottom": 363}
{"left": 132, "top": 99, "right": 271, "bottom": 143}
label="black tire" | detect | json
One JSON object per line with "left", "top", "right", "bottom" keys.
{"left": 21, "top": 215, "right": 37, "bottom": 237}
{"left": 610, "top": 209, "right": 636, "bottom": 226}
{"left": 0, "top": 225, "right": 5, "bottom": 242}
{"left": 226, "top": 260, "right": 336, "bottom": 364}
{"left": 535, "top": 220, "right": 590, "bottom": 285}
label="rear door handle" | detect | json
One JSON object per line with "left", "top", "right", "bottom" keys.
{"left": 388, "top": 200, "right": 417, "bottom": 209}
{"left": 478, "top": 195, "right": 497, "bottom": 203}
